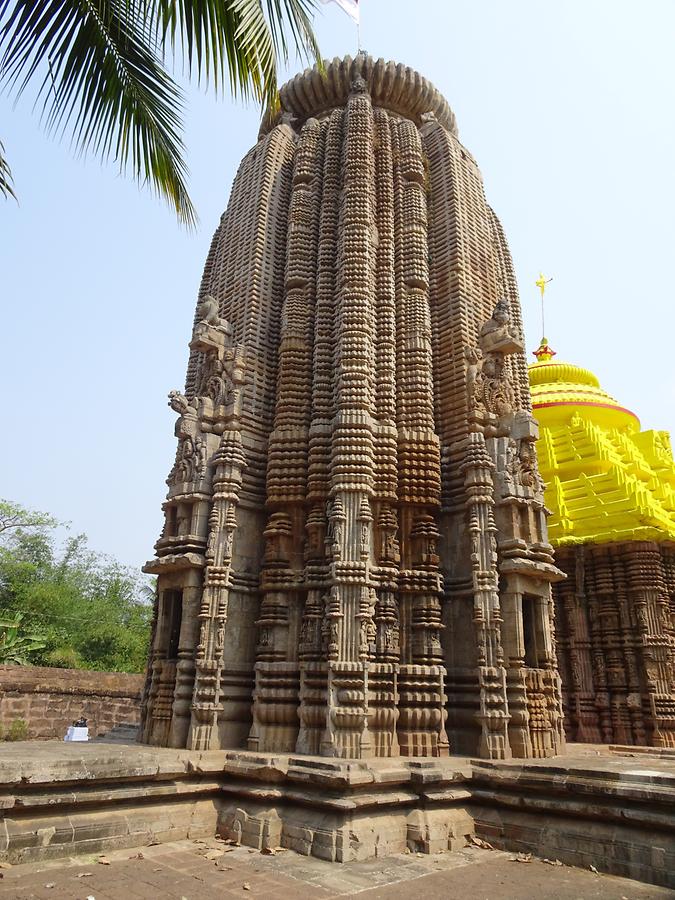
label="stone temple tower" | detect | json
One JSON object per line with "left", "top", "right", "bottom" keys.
{"left": 141, "top": 55, "right": 565, "bottom": 760}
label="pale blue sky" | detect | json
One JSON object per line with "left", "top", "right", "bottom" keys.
{"left": 2, "top": 0, "right": 674, "bottom": 568}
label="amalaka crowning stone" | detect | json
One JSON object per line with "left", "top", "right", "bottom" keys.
{"left": 141, "top": 55, "right": 565, "bottom": 761}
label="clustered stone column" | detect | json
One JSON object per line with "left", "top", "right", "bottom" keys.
{"left": 140, "top": 55, "right": 565, "bottom": 759}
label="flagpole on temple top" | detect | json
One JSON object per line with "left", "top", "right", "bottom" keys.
{"left": 354, "top": 0, "right": 361, "bottom": 52}
{"left": 535, "top": 272, "right": 552, "bottom": 341}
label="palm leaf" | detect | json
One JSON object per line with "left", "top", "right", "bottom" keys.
{"left": 0, "top": 138, "right": 16, "bottom": 199}
{"left": 157, "top": 0, "right": 321, "bottom": 105}
{"left": 0, "top": 0, "right": 196, "bottom": 225}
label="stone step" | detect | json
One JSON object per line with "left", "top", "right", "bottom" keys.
{"left": 92, "top": 722, "right": 140, "bottom": 744}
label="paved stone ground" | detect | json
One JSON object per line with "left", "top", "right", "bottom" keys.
{"left": 0, "top": 837, "right": 671, "bottom": 900}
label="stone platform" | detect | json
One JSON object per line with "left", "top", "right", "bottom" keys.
{"left": 0, "top": 742, "right": 673, "bottom": 889}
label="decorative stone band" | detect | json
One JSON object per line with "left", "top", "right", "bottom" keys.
{"left": 532, "top": 399, "right": 640, "bottom": 424}
{"left": 260, "top": 55, "right": 458, "bottom": 138}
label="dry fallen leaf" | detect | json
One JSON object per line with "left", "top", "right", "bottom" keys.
{"left": 0, "top": 863, "right": 11, "bottom": 870}
{"left": 260, "top": 847, "right": 275, "bottom": 855}
{"left": 86, "top": 895, "right": 96, "bottom": 900}
{"left": 543, "top": 858, "right": 563, "bottom": 867}
{"left": 242, "top": 883, "right": 251, "bottom": 891}
{"left": 44, "top": 884, "right": 56, "bottom": 889}
{"left": 204, "top": 849, "right": 225, "bottom": 860}
{"left": 512, "top": 853, "right": 533, "bottom": 863}
{"left": 97, "top": 856, "right": 111, "bottom": 866}
{"left": 128, "top": 852, "right": 144, "bottom": 860}
{"left": 465, "top": 835, "right": 495, "bottom": 851}
{"left": 76, "top": 872, "right": 94, "bottom": 878}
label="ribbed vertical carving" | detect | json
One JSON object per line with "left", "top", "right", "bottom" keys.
{"left": 187, "top": 125, "right": 295, "bottom": 435}
{"left": 423, "top": 124, "right": 501, "bottom": 446}
{"left": 488, "top": 206, "right": 531, "bottom": 412}
{"left": 324, "top": 82, "right": 377, "bottom": 759}
{"left": 249, "top": 117, "right": 325, "bottom": 753}
{"left": 307, "top": 109, "right": 343, "bottom": 503}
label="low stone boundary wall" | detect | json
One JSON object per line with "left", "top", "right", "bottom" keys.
{"left": 0, "top": 665, "right": 143, "bottom": 740}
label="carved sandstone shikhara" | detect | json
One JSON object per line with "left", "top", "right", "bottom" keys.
{"left": 140, "top": 55, "right": 565, "bottom": 760}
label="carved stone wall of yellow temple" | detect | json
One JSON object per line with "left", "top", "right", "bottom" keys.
{"left": 140, "top": 56, "right": 566, "bottom": 761}
{"left": 529, "top": 340, "right": 675, "bottom": 746}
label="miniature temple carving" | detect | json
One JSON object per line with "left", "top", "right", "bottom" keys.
{"left": 140, "top": 55, "right": 565, "bottom": 759}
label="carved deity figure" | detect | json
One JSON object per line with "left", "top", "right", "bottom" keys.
{"left": 465, "top": 298, "right": 525, "bottom": 419}
{"left": 478, "top": 298, "right": 522, "bottom": 353}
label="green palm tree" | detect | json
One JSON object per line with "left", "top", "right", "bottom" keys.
{"left": 0, "top": 0, "right": 320, "bottom": 223}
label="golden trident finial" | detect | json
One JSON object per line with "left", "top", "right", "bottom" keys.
{"left": 535, "top": 272, "right": 553, "bottom": 340}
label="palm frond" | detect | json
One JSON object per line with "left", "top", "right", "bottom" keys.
{"left": 0, "top": 138, "right": 16, "bottom": 199}
{"left": 0, "top": 0, "right": 196, "bottom": 225}
{"left": 263, "top": 0, "right": 321, "bottom": 73}
{"left": 158, "top": 0, "right": 321, "bottom": 104}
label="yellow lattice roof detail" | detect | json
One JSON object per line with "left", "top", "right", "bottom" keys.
{"left": 529, "top": 339, "right": 675, "bottom": 545}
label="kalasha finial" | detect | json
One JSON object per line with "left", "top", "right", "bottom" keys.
{"left": 533, "top": 337, "right": 556, "bottom": 363}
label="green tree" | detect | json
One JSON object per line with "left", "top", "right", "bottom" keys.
{"left": 0, "top": 500, "right": 154, "bottom": 673}
{"left": 0, "top": 0, "right": 320, "bottom": 221}
{"left": 0, "top": 499, "right": 57, "bottom": 535}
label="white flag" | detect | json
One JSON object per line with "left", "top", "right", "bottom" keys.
{"left": 321, "top": 0, "right": 360, "bottom": 24}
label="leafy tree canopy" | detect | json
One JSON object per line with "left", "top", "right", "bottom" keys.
{"left": 0, "top": 499, "right": 153, "bottom": 673}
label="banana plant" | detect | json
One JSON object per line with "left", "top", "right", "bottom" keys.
{"left": 0, "top": 613, "right": 45, "bottom": 665}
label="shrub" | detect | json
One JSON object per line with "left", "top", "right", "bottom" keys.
{"left": 5, "top": 718, "right": 28, "bottom": 741}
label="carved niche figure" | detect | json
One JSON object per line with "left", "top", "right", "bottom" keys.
{"left": 465, "top": 346, "right": 484, "bottom": 412}
{"left": 480, "top": 353, "right": 516, "bottom": 416}
{"left": 465, "top": 299, "right": 523, "bottom": 419}
{"left": 504, "top": 436, "right": 545, "bottom": 494}
{"left": 195, "top": 354, "right": 230, "bottom": 407}
{"left": 167, "top": 391, "right": 207, "bottom": 486}
{"left": 383, "top": 620, "right": 400, "bottom": 653}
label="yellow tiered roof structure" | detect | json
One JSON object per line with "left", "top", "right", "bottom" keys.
{"left": 529, "top": 339, "right": 675, "bottom": 545}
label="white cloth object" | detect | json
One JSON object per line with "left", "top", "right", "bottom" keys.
{"left": 321, "top": 0, "right": 359, "bottom": 23}
{"left": 64, "top": 726, "right": 89, "bottom": 742}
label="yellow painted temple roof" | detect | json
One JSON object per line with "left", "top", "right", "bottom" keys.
{"left": 529, "top": 338, "right": 675, "bottom": 546}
